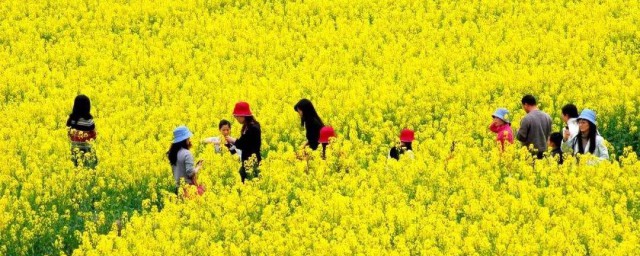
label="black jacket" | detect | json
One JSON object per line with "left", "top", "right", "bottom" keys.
{"left": 235, "top": 123, "right": 262, "bottom": 163}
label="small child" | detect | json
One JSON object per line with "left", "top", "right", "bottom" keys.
{"left": 67, "top": 95, "right": 98, "bottom": 168}
{"left": 548, "top": 132, "right": 564, "bottom": 164}
{"left": 318, "top": 126, "right": 336, "bottom": 159}
{"left": 388, "top": 129, "right": 415, "bottom": 160}
{"left": 489, "top": 108, "right": 514, "bottom": 151}
{"left": 203, "top": 119, "right": 240, "bottom": 156}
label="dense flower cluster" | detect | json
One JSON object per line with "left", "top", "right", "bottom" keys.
{"left": 1, "top": 0, "right": 639, "bottom": 255}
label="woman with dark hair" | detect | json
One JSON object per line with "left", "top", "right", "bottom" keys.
{"left": 294, "top": 99, "right": 324, "bottom": 150}
{"left": 561, "top": 109, "right": 609, "bottom": 160}
{"left": 168, "top": 126, "right": 203, "bottom": 194}
{"left": 66, "top": 94, "right": 98, "bottom": 168}
{"left": 226, "top": 102, "right": 262, "bottom": 183}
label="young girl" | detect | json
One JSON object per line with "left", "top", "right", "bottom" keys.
{"left": 562, "top": 109, "right": 609, "bottom": 160}
{"left": 294, "top": 99, "right": 324, "bottom": 151}
{"left": 203, "top": 119, "right": 240, "bottom": 156}
{"left": 489, "top": 108, "right": 514, "bottom": 150}
{"left": 66, "top": 95, "right": 98, "bottom": 168}
{"left": 548, "top": 132, "right": 564, "bottom": 165}
{"left": 318, "top": 126, "right": 336, "bottom": 159}
{"left": 167, "top": 126, "right": 204, "bottom": 195}
{"left": 388, "top": 129, "right": 415, "bottom": 160}
{"left": 226, "top": 102, "right": 262, "bottom": 183}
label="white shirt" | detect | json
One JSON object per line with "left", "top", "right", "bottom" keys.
{"left": 563, "top": 118, "right": 579, "bottom": 142}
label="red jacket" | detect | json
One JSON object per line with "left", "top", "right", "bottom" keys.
{"left": 489, "top": 123, "right": 514, "bottom": 150}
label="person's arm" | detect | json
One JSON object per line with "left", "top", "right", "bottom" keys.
{"left": 516, "top": 118, "right": 529, "bottom": 142}
{"left": 489, "top": 122, "right": 500, "bottom": 133}
{"left": 184, "top": 152, "right": 201, "bottom": 178}
{"left": 561, "top": 137, "right": 574, "bottom": 153}
{"left": 596, "top": 137, "right": 609, "bottom": 160}
{"left": 232, "top": 126, "right": 258, "bottom": 151}
{"left": 569, "top": 122, "right": 579, "bottom": 141}
{"left": 202, "top": 137, "right": 219, "bottom": 144}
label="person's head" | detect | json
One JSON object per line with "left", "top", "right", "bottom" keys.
{"left": 294, "top": 99, "right": 323, "bottom": 128}
{"left": 577, "top": 109, "right": 597, "bottom": 135}
{"left": 168, "top": 126, "right": 193, "bottom": 165}
{"left": 399, "top": 129, "right": 414, "bottom": 149}
{"left": 576, "top": 109, "right": 598, "bottom": 154}
{"left": 521, "top": 95, "right": 537, "bottom": 113}
{"left": 561, "top": 104, "right": 579, "bottom": 123}
{"left": 233, "top": 101, "right": 253, "bottom": 124}
{"left": 71, "top": 94, "right": 92, "bottom": 119}
{"left": 549, "top": 132, "right": 562, "bottom": 149}
{"left": 218, "top": 119, "right": 231, "bottom": 136}
{"left": 491, "top": 108, "right": 510, "bottom": 125}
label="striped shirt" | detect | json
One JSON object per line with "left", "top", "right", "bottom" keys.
{"left": 67, "top": 116, "right": 96, "bottom": 142}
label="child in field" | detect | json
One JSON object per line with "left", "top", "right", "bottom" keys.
{"left": 489, "top": 108, "right": 514, "bottom": 151}
{"left": 388, "top": 129, "right": 415, "bottom": 160}
{"left": 548, "top": 132, "right": 564, "bottom": 164}
{"left": 318, "top": 126, "right": 336, "bottom": 159}
{"left": 66, "top": 95, "right": 98, "bottom": 168}
{"left": 203, "top": 119, "right": 240, "bottom": 156}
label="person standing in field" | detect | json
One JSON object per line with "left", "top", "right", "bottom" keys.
{"left": 561, "top": 104, "right": 580, "bottom": 146}
{"left": 203, "top": 119, "right": 240, "bottom": 156}
{"left": 226, "top": 102, "right": 262, "bottom": 183}
{"left": 167, "top": 126, "right": 204, "bottom": 195}
{"left": 488, "top": 108, "right": 514, "bottom": 151}
{"left": 318, "top": 126, "right": 336, "bottom": 159}
{"left": 66, "top": 94, "right": 98, "bottom": 168}
{"left": 388, "top": 129, "right": 415, "bottom": 160}
{"left": 561, "top": 109, "right": 609, "bottom": 160}
{"left": 294, "top": 99, "right": 324, "bottom": 151}
{"left": 516, "top": 95, "right": 552, "bottom": 159}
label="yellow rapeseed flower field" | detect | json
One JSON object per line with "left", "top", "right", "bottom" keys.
{"left": 1, "top": 0, "right": 639, "bottom": 255}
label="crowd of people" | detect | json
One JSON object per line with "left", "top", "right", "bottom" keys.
{"left": 489, "top": 94, "right": 609, "bottom": 164}
{"left": 66, "top": 94, "right": 610, "bottom": 195}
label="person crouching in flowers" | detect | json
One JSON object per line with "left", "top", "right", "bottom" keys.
{"left": 388, "top": 129, "right": 415, "bottom": 160}
{"left": 561, "top": 109, "right": 609, "bottom": 161}
{"left": 488, "top": 108, "right": 514, "bottom": 151}
{"left": 226, "top": 102, "right": 262, "bottom": 183}
{"left": 66, "top": 94, "right": 98, "bottom": 168}
{"left": 203, "top": 119, "right": 240, "bottom": 156}
{"left": 318, "top": 126, "right": 336, "bottom": 159}
{"left": 294, "top": 99, "right": 324, "bottom": 151}
{"left": 168, "top": 126, "right": 204, "bottom": 195}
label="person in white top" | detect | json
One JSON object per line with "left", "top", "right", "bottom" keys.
{"left": 561, "top": 109, "right": 609, "bottom": 161}
{"left": 561, "top": 104, "right": 580, "bottom": 145}
{"left": 203, "top": 119, "right": 241, "bottom": 158}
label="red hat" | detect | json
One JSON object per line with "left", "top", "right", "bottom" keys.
{"left": 399, "top": 129, "right": 414, "bottom": 142}
{"left": 318, "top": 126, "right": 336, "bottom": 143}
{"left": 233, "top": 102, "right": 252, "bottom": 116}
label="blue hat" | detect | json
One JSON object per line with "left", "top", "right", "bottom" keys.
{"left": 577, "top": 109, "right": 597, "bottom": 125}
{"left": 172, "top": 125, "right": 193, "bottom": 143}
{"left": 492, "top": 108, "right": 510, "bottom": 124}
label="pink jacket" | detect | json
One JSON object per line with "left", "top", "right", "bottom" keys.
{"left": 489, "top": 123, "right": 514, "bottom": 149}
